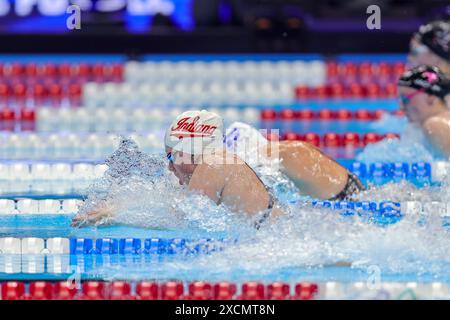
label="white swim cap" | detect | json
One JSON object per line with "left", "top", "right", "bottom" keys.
{"left": 225, "top": 121, "right": 269, "bottom": 168}
{"left": 165, "top": 110, "right": 224, "bottom": 155}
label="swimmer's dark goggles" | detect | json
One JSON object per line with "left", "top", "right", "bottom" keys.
{"left": 410, "top": 35, "right": 429, "bottom": 57}
{"left": 166, "top": 152, "right": 175, "bottom": 163}
{"left": 399, "top": 89, "right": 425, "bottom": 106}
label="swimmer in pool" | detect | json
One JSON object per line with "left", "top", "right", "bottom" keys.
{"left": 398, "top": 65, "right": 450, "bottom": 157}
{"left": 407, "top": 20, "right": 450, "bottom": 74}
{"left": 72, "top": 110, "right": 364, "bottom": 227}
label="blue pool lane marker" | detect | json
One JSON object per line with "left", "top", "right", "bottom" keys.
{"left": 68, "top": 202, "right": 406, "bottom": 255}
{"left": 311, "top": 200, "right": 403, "bottom": 224}
{"left": 68, "top": 238, "right": 236, "bottom": 255}
{"left": 346, "top": 161, "right": 432, "bottom": 187}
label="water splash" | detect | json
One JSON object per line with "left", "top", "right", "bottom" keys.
{"left": 77, "top": 137, "right": 253, "bottom": 233}
{"left": 357, "top": 122, "right": 435, "bottom": 163}
{"left": 126, "top": 201, "right": 449, "bottom": 283}
{"left": 77, "top": 136, "right": 450, "bottom": 282}
{"left": 368, "top": 113, "right": 407, "bottom": 134}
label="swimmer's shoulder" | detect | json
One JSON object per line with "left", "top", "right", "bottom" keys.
{"left": 196, "top": 152, "right": 248, "bottom": 180}
{"left": 257, "top": 140, "right": 308, "bottom": 156}
{"left": 278, "top": 140, "right": 324, "bottom": 155}
{"left": 423, "top": 112, "right": 450, "bottom": 132}
{"left": 202, "top": 150, "right": 245, "bottom": 167}
{"left": 422, "top": 112, "right": 450, "bottom": 156}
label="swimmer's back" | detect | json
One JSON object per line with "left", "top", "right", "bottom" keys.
{"left": 188, "top": 151, "right": 273, "bottom": 215}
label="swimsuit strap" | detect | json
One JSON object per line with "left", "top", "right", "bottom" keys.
{"left": 329, "top": 172, "right": 366, "bottom": 202}
{"left": 243, "top": 162, "right": 276, "bottom": 210}
{"left": 241, "top": 163, "right": 276, "bottom": 230}
{"left": 216, "top": 162, "right": 275, "bottom": 232}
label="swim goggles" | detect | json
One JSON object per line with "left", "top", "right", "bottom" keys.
{"left": 399, "top": 89, "right": 424, "bottom": 106}
{"left": 166, "top": 152, "right": 175, "bottom": 163}
{"left": 410, "top": 42, "right": 429, "bottom": 57}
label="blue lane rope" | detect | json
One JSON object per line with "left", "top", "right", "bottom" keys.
{"left": 69, "top": 238, "right": 236, "bottom": 255}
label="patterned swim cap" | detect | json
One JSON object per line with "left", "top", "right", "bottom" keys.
{"left": 398, "top": 65, "right": 450, "bottom": 100}
{"left": 415, "top": 20, "right": 450, "bottom": 61}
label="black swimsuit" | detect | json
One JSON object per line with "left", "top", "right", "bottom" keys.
{"left": 253, "top": 171, "right": 365, "bottom": 229}
{"left": 216, "top": 162, "right": 275, "bottom": 229}
{"left": 329, "top": 172, "right": 366, "bottom": 201}
{"left": 220, "top": 165, "right": 364, "bottom": 229}
{"left": 241, "top": 164, "right": 276, "bottom": 229}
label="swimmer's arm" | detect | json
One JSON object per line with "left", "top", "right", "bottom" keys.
{"left": 71, "top": 200, "right": 116, "bottom": 227}
{"left": 188, "top": 164, "right": 224, "bottom": 204}
{"left": 423, "top": 116, "right": 450, "bottom": 158}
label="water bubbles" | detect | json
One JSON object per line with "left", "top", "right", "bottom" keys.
{"left": 357, "top": 123, "right": 435, "bottom": 164}
{"left": 75, "top": 135, "right": 450, "bottom": 282}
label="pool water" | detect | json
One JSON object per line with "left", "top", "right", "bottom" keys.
{"left": 1, "top": 54, "right": 449, "bottom": 299}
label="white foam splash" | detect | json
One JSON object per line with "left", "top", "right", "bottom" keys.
{"left": 164, "top": 203, "right": 449, "bottom": 278}
{"left": 78, "top": 137, "right": 450, "bottom": 280}
{"left": 368, "top": 113, "right": 407, "bottom": 134}
{"left": 357, "top": 121, "right": 435, "bottom": 164}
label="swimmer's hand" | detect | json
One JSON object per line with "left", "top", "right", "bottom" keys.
{"left": 71, "top": 203, "right": 116, "bottom": 228}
